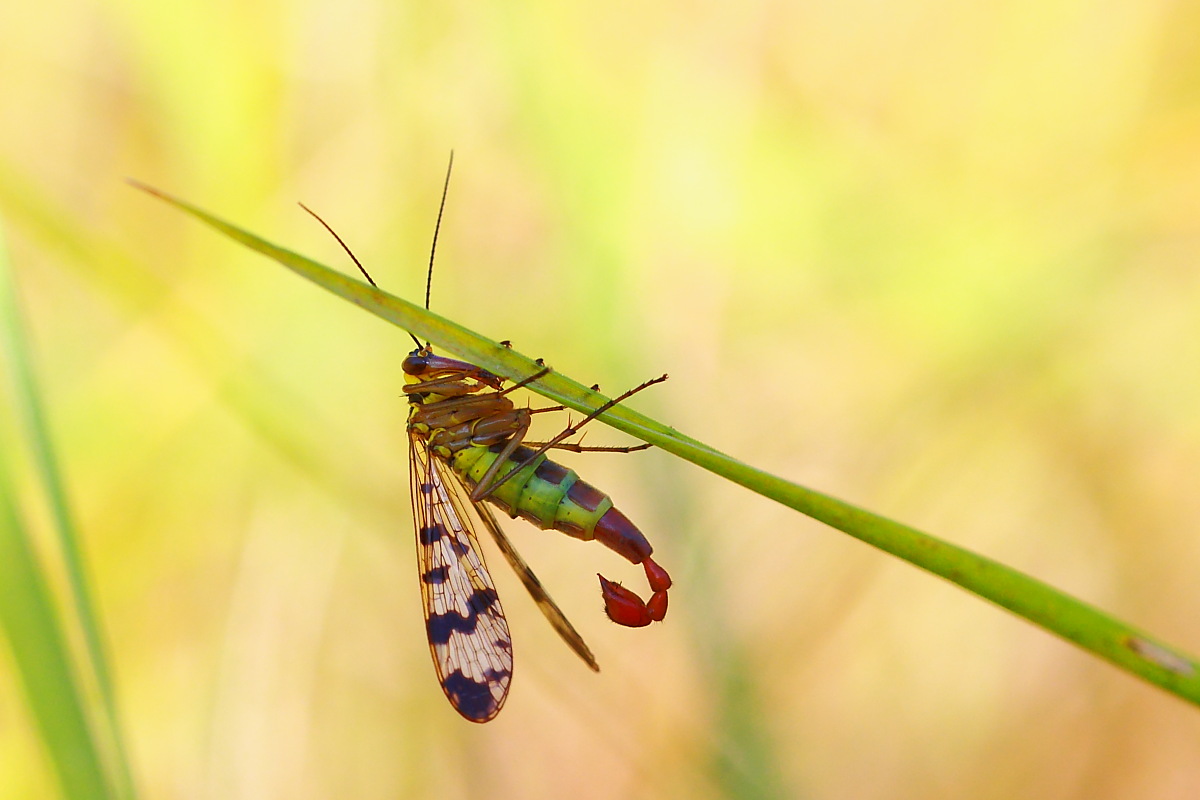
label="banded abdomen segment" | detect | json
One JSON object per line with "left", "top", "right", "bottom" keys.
{"left": 451, "top": 443, "right": 671, "bottom": 626}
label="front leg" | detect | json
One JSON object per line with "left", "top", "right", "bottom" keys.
{"left": 467, "top": 413, "right": 533, "bottom": 503}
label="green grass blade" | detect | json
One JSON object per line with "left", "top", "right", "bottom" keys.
{"left": 0, "top": 229, "right": 117, "bottom": 799}
{"left": 130, "top": 182, "right": 1200, "bottom": 707}
{"left": 0, "top": 485, "right": 114, "bottom": 800}
{"left": 0, "top": 251, "right": 137, "bottom": 800}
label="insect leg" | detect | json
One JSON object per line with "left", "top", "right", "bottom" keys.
{"left": 524, "top": 441, "right": 652, "bottom": 454}
{"left": 494, "top": 365, "right": 552, "bottom": 397}
{"left": 482, "top": 374, "right": 668, "bottom": 499}
{"left": 466, "top": 414, "right": 533, "bottom": 503}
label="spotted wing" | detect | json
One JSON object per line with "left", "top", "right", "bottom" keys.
{"left": 410, "top": 433, "right": 513, "bottom": 722}
{"left": 469, "top": 499, "right": 599, "bottom": 672}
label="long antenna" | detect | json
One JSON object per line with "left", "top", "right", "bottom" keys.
{"left": 299, "top": 201, "right": 423, "bottom": 348}
{"left": 426, "top": 150, "right": 454, "bottom": 313}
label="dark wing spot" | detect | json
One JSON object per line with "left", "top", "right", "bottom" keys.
{"left": 419, "top": 524, "right": 445, "bottom": 545}
{"left": 422, "top": 565, "right": 451, "bottom": 584}
{"left": 442, "top": 670, "right": 506, "bottom": 722}
{"left": 468, "top": 587, "right": 500, "bottom": 613}
{"left": 419, "top": 482, "right": 435, "bottom": 494}
{"left": 427, "top": 610, "right": 476, "bottom": 645}
{"left": 426, "top": 589, "right": 500, "bottom": 644}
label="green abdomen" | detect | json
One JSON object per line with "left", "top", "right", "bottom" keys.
{"left": 451, "top": 444, "right": 613, "bottom": 542}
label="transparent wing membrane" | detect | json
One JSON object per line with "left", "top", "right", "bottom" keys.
{"left": 410, "top": 434, "right": 513, "bottom": 722}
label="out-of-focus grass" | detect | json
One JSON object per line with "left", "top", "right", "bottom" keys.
{"left": 3, "top": 1, "right": 1200, "bottom": 798}
{"left": 0, "top": 230, "right": 131, "bottom": 799}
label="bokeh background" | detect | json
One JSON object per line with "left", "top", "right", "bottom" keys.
{"left": 3, "top": 0, "right": 1200, "bottom": 797}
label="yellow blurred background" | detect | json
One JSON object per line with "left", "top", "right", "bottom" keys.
{"left": 3, "top": 0, "right": 1200, "bottom": 797}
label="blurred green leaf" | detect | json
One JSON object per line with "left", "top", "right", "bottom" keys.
{"left": 0, "top": 228, "right": 121, "bottom": 799}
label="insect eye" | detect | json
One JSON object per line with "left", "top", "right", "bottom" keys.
{"left": 403, "top": 353, "right": 429, "bottom": 375}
